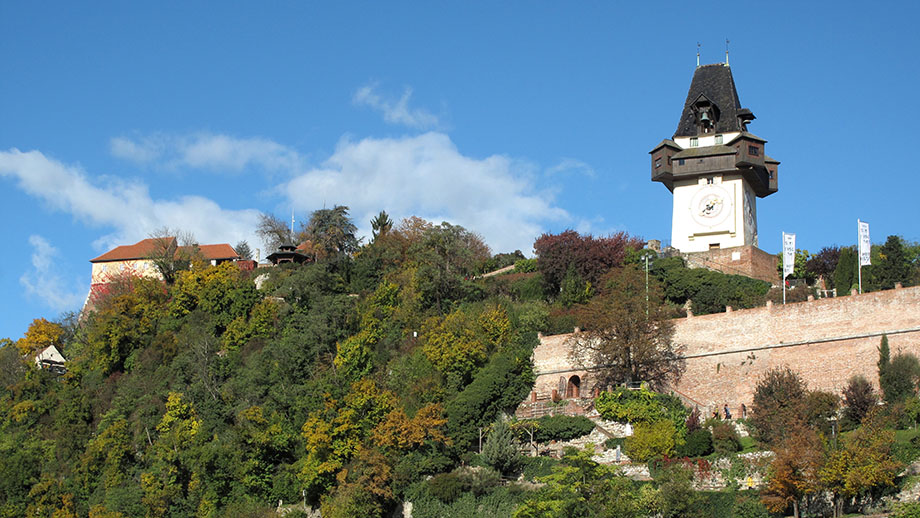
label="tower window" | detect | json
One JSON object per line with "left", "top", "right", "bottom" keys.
{"left": 748, "top": 145, "right": 760, "bottom": 156}
{"left": 690, "top": 137, "right": 698, "bottom": 147}
{"left": 715, "top": 135, "right": 723, "bottom": 144}
{"left": 655, "top": 158, "right": 661, "bottom": 168}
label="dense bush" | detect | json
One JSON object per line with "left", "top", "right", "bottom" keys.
{"left": 595, "top": 387, "right": 689, "bottom": 434}
{"left": 677, "top": 428, "right": 714, "bottom": 458}
{"left": 518, "top": 456, "right": 558, "bottom": 480}
{"left": 626, "top": 420, "right": 679, "bottom": 462}
{"left": 428, "top": 472, "right": 465, "bottom": 503}
{"left": 650, "top": 256, "right": 770, "bottom": 315}
{"left": 520, "top": 415, "right": 596, "bottom": 443}
{"left": 891, "top": 502, "right": 920, "bottom": 518}
{"left": 711, "top": 422, "right": 742, "bottom": 455}
{"left": 513, "top": 258, "right": 538, "bottom": 273}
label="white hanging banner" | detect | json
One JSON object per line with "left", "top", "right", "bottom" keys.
{"left": 858, "top": 220, "right": 871, "bottom": 266}
{"left": 783, "top": 232, "right": 796, "bottom": 279}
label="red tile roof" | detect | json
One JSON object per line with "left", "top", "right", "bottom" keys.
{"left": 196, "top": 243, "right": 240, "bottom": 261}
{"left": 90, "top": 238, "right": 240, "bottom": 263}
{"left": 90, "top": 238, "right": 175, "bottom": 262}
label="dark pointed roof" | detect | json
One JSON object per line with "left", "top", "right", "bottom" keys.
{"left": 674, "top": 64, "right": 751, "bottom": 138}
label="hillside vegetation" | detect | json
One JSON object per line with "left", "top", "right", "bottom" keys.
{"left": 2, "top": 210, "right": 918, "bottom": 517}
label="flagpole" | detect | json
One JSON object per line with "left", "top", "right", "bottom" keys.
{"left": 782, "top": 232, "right": 786, "bottom": 305}
{"left": 857, "top": 219, "right": 862, "bottom": 294}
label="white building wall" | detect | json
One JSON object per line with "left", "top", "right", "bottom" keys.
{"left": 671, "top": 174, "right": 755, "bottom": 253}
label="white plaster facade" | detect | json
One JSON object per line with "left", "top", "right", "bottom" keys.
{"left": 669, "top": 133, "right": 759, "bottom": 253}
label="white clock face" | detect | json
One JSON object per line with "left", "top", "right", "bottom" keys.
{"left": 690, "top": 186, "right": 733, "bottom": 227}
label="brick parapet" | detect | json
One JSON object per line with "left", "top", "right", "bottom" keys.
{"left": 527, "top": 286, "right": 920, "bottom": 416}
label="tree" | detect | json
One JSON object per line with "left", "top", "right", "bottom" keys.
{"left": 568, "top": 266, "right": 681, "bottom": 388}
{"left": 370, "top": 211, "right": 393, "bottom": 242}
{"left": 146, "top": 227, "right": 201, "bottom": 285}
{"left": 256, "top": 212, "right": 292, "bottom": 251}
{"left": 875, "top": 235, "right": 912, "bottom": 289}
{"left": 410, "top": 221, "right": 491, "bottom": 312}
{"left": 761, "top": 428, "right": 824, "bottom": 518}
{"left": 776, "top": 248, "right": 814, "bottom": 284}
{"left": 483, "top": 415, "right": 520, "bottom": 475}
{"left": 15, "top": 318, "right": 64, "bottom": 357}
{"left": 805, "top": 246, "right": 841, "bottom": 287}
{"left": 513, "top": 446, "right": 643, "bottom": 518}
{"left": 298, "top": 205, "right": 359, "bottom": 261}
{"left": 820, "top": 414, "right": 901, "bottom": 517}
{"left": 833, "top": 247, "right": 858, "bottom": 295}
{"left": 881, "top": 352, "right": 920, "bottom": 404}
{"left": 233, "top": 240, "right": 253, "bottom": 261}
{"left": 750, "top": 367, "right": 808, "bottom": 446}
{"left": 841, "top": 375, "right": 878, "bottom": 429}
{"left": 533, "top": 229, "right": 644, "bottom": 297}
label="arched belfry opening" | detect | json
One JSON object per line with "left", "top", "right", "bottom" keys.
{"left": 566, "top": 375, "right": 581, "bottom": 399}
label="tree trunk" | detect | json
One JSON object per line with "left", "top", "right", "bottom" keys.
{"left": 792, "top": 499, "right": 799, "bottom": 518}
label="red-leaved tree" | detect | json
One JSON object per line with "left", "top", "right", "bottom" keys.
{"left": 533, "top": 230, "right": 644, "bottom": 297}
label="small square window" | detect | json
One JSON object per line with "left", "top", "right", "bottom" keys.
{"left": 655, "top": 159, "right": 661, "bottom": 168}
{"left": 678, "top": 159, "right": 685, "bottom": 165}
{"left": 748, "top": 145, "right": 760, "bottom": 156}
{"left": 690, "top": 137, "right": 699, "bottom": 147}
{"left": 715, "top": 135, "right": 723, "bottom": 144}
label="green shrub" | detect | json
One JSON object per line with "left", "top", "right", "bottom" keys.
{"left": 678, "top": 428, "right": 714, "bottom": 458}
{"left": 519, "top": 456, "right": 558, "bottom": 480}
{"left": 519, "top": 415, "right": 596, "bottom": 443}
{"left": 711, "top": 422, "right": 742, "bottom": 455}
{"left": 626, "top": 420, "right": 679, "bottom": 462}
{"left": 428, "top": 472, "right": 467, "bottom": 504}
{"left": 514, "top": 259, "right": 538, "bottom": 273}
{"left": 595, "top": 387, "right": 689, "bottom": 435}
{"left": 729, "top": 492, "right": 769, "bottom": 518}
{"left": 604, "top": 437, "right": 626, "bottom": 451}
{"left": 892, "top": 502, "right": 920, "bottom": 518}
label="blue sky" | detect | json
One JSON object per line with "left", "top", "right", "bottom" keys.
{"left": 2, "top": 2, "right": 919, "bottom": 340}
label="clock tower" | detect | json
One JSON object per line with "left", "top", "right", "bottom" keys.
{"left": 650, "top": 63, "right": 779, "bottom": 254}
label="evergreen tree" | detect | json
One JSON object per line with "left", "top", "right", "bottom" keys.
{"left": 833, "top": 247, "right": 858, "bottom": 295}
{"left": 482, "top": 415, "right": 519, "bottom": 475}
{"left": 234, "top": 240, "right": 253, "bottom": 261}
{"left": 876, "top": 235, "right": 911, "bottom": 289}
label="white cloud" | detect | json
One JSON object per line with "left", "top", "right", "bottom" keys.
{"left": 283, "top": 132, "right": 570, "bottom": 254}
{"left": 0, "top": 148, "right": 263, "bottom": 252}
{"left": 353, "top": 84, "right": 440, "bottom": 129}
{"left": 546, "top": 158, "right": 596, "bottom": 178}
{"left": 19, "top": 235, "right": 86, "bottom": 312}
{"left": 110, "top": 133, "right": 305, "bottom": 174}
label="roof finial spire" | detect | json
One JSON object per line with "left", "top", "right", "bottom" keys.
{"left": 725, "top": 39, "right": 730, "bottom": 66}
{"left": 696, "top": 42, "right": 701, "bottom": 67}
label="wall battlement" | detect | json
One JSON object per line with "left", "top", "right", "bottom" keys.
{"left": 530, "top": 285, "right": 920, "bottom": 416}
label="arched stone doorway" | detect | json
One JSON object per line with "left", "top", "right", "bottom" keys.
{"left": 566, "top": 375, "right": 581, "bottom": 398}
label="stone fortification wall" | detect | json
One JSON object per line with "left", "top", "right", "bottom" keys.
{"left": 529, "top": 286, "right": 920, "bottom": 416}
{"left": 682, "top": 244, "right": 779, "bottom": 284}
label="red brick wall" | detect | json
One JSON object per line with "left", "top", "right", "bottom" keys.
{"left": 683, "top": 245, "right": 779, "bottom": 284}
{"left": 529, "top": 286, "right": 920, "bottom": 416}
